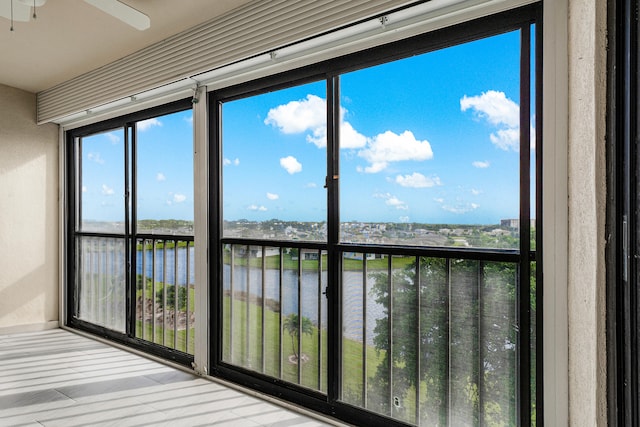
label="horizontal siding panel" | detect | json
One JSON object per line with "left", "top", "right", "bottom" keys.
{"left": 38, "top": 0, "right": 416, "bottom": 123}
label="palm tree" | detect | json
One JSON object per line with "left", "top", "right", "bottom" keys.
{"left": 282, "top": 313, "right": 313, "bottom": 361}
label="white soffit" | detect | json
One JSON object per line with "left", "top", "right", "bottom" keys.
{"left": 47, "top": 0, "right": 537, "bottom": 126}
{"left": 39, "top": 0, "right": 416, "bottom": 124}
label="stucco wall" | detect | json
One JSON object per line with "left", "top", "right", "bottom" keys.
{"left": 0, "top": 84, "right": 59, "bottom": 332}
{"left": 567, "top": 0, "right": 608, "bottom": 424}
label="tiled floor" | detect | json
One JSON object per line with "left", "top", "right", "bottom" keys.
{"left": 0, "top": 329, "right": 337, "bottom": 427}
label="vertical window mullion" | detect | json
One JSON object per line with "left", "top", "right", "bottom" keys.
{"left": 387, "top": 254, "right": 393, "bottom": 417}
{"left": 363, "top": 254, "right": 368, "bottom": 408}
{"left": 229, "top": 244, "right": 235, "bottom": 362}
{"left": 152, "top": 240, "right": 157, "bottom": 343}
{"left": 279, "top": 247, "right": 284, "bottom": 378}
{"left": 317, "top": 248, "right": 323, "bottom": 390}
{"left": 415, "top": 256, "right": 421, "bottom": 426}
{"left": 162, "top": 240, "right": 168, "bottom": 347}
{"left": 297, "top": 249, "right": 303, "bottom": 383}
{"left": 76, "top": 138, "right": 82, "bottom": 234}
{"left": 478, "top": 260, "right": 485, "bottom": 427}
{"left": 327, "top": 75, "right": 342, "bottom": 403}
{"left": 446, "top": 258, "right": 452, "bottom": 426}
{"left": 125, "top": 124, "right": 135, "bottom": 337}
{"left": 518, "top": 24, "right": 532, "bottom": 426}
{"left": 246, "top": 245, "right": 251, "bottom": 367}
{"left": 141, "top": 239, "right": 147, "bottom": 340}
{"left": 122, "top": 125, "right": 135, "bottom": 336}
{"left": 534, "top": 15, "right": 544, "bottom": 424}
{"left": 186, "top": 240, "right": 191, "bottom": 353}
{"left": 262, "top": 245, "right": 267, "bottom": 374}
{"left": 174, "top": 241, "right": 179, "bottom": 350}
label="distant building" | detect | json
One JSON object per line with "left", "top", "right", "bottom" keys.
{"left": 291, "top": 248, "right": 320, "bottom": 261}
{"left": 500, "top": 218, "right": 537, "bottom": 229}
{"left": 343, "top": 252, "right": 383, "bottom": 261}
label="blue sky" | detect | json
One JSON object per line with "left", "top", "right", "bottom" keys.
{"left": 81, "top": 110, "right": 194, "bottom": 223}
{"left": 223, "top": 29, "right": 534, "bottom": 225}
{"left": 81, "top": 28, "right": 535, "bottom": 227}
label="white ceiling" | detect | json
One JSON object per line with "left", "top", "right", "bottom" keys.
{"left": 0, "top": 0, "right": 253, "bottom": 93}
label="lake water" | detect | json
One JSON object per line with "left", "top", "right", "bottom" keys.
{"left": 136, "top": 247, "right": 195, "bottom": 285}
{"left": 134, "top": 247, "right": 384, "bottom": 345}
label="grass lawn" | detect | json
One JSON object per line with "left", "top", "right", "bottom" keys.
{"left": 223, "top": 249, "right": 415, "bottom": 271}
{"left": 222, "top": 295, "right": 386, "bottom": 396}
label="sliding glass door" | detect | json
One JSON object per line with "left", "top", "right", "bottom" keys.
{"left": 67, "top": 100, "right": 195, "bottom": 362}
{"left": 212, "top": 5, "right": 541, "bottom": 425}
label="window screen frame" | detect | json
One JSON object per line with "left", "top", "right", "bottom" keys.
{"left": 65, "top": 98, "right": 195, "bottom": 365}
{"left": 209, "top": 4, "right": 543, "bottom": 426}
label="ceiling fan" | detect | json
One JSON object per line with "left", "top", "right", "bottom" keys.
{"left": 0, "top": 0, "right": 150, "bottom": 30}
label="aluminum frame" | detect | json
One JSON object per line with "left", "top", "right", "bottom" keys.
{"left": 210, "top": 4, "right": 542, "bottom": 426}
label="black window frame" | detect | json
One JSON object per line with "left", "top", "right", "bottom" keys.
{"left": 607, "top": 0, "right": 639, "bottom": 424}
{"left": 65, "top": 98, "right": 195, "bottom": 365}
{"left": 209, "top": 4, "right": 543, "bottom": 426}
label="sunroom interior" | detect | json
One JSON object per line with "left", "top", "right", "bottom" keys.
{"left": 0, "top": 0, "right": 610, "bottom": 425}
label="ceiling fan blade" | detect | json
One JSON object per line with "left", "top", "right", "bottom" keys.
{"left": 16, "top": 0, "right": 46, "bottom": 7}
{"left": 0, "top": 1, "right": 32, "bottom": 22}
{"left": 84, "top": 0, "right": 150, "bottom": 31}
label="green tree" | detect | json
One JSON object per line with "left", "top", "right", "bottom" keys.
{"left": 367, "top": 257, "right": 517, "bottom": 426}
{"left": 283, "top": 313, "right": 313, "bottom": 360}
{"left": 156, "top": 285, "right": 187, "bottom": 311}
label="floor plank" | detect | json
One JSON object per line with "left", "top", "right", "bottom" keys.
{"left": 0, "top": 329, "right": 337, "bottom": 427}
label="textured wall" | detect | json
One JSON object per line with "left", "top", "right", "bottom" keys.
{"left": 567, "top": 0, "right": 608, "bottom": 424}
{"left": 0, "top": 84, "right": 59, "bottom": 331}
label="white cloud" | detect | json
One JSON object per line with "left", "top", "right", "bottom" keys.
{"left": 87, "top": 152, "right": 104, "bottom": 164}
{"left": 305, "top": 125, "right": 327, "bottom": 148}
{"left": 359, "top": 130, "right": 433, "bottom": 173}
{"left": 266, "top": 96, "right": 438, "bottom": 172}
{"left": 265, "top": 94, "right": 325, "bottom": 134}
{"left": 399, "top": 216, "right": 410, "bottom": 223}
{"left": 105, "top": 132, "right": 120, "bottom": 144}
{"left": 471, "top": 188, "right": 482, "bottom": 196}
{"left": 440, "top": 202, "right": 480, "bottom": 214}
{"left": 461, "top": 90, "right": 525, "bottom": 152}
{"left": 156, "top": 172, "right": 166, "bottom": 182}
{"left": 173, "top": 193, "right": 186, "bottom": 203}
{"left": 386, "top": 196, "right": 408, "bottom": 210}
{"left": 434, "top": 196, "right": 480, "bottom": 214}
{"left": 184, "top": 115, "right": 193, "bottom": 125}
{"left": 265, "top": 95, "right": 367, "bottom": 149}
{"left": 223, "top": 158, "right": 240, "bottom": 166}
{"left": 280, "top": 156, "right": 302, "bottom": 174}
{"left": 266, "top": 192, "right": 279, "bottom": 200}
{"left": 305, "top": 182, "right": 318, "bottom": 188}
{"left": 490, "top": 128, "right": 520, "bottom": 151}
{"left": 374, "top": 192, "right": 408, "bottom": 210}
{"left": 460, "top": 90, "right": 519, "bottom": 128}
{"left": 137, "top": 118, "right": 162, "bottom": 131}
{"left": 82, "top": 186, "right": 87, "bottom": 193}
{"left": 394, "top": 172, "right": 441, "bottom": 188}
{"left": 339, "top": 122, "right": 368, "bottom": 149}
{"left": 530, "top": 123, "right": 537, "bottom": 151}
{"left": 101, "top": 184, "right": 114, "bottom": 195}
{"left": 248, "top": 204, "right": 268, "bottom": 212}
{"left": 473, "top": 160, "right": 490, "bottom": 168}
